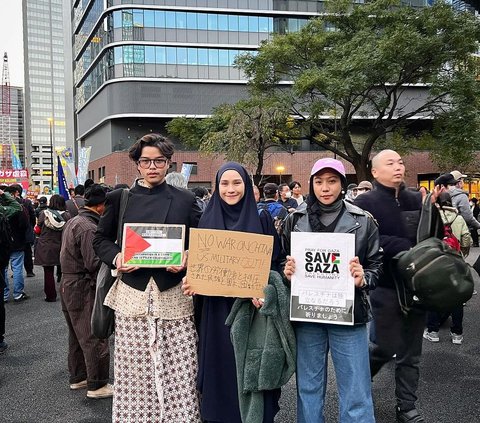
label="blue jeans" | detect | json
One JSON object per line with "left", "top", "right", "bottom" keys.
{"left": 295, "top": 322, "right": 375, "bottom": 423}
{"left": 3, "top": 251, "right": 25, "bottom": 300}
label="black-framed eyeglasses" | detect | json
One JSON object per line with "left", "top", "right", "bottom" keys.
{"left": 137, "top": 158, "right": 168, "bottom": 169}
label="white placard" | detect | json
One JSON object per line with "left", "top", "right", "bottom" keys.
{"left": 290, "top": 232, "right": 356, "bottom": 325}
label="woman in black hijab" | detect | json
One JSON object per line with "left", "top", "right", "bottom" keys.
{"left": 184, "top": 162, "right": 282, "bottom": 423}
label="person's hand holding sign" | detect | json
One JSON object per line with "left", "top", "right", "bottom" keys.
{"left": 115, "top": 253, "right": 139, "bottom": 273}
{"left": 167, "top": 250, "right": 188, "bottom": 273}
{"left": 181, "top": 276, "right": 196, "bottom": 296}
{"left": 349, "top": 256, "right": 367, "bottom": 288}
{"left": 283, "top": 255, "right": 296, "bottom": 281}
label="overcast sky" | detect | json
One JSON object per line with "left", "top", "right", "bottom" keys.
{"left": 0, "top": 1, "right": 24, "bottom": 87}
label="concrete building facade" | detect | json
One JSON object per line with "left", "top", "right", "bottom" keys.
{"left": 23, "top": 0, "right": 74, "bottom": 190}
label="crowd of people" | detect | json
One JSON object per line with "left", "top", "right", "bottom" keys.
{"left": 0, "top": 134, "right": 478, "bottom": 423}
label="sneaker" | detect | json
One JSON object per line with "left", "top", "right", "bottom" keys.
{"left": 26, "top": 272, "right": 35, "bottom": 277}
{"left": 87, "top": 383, "right": 114, "bottom": 399}
{"left": 473, "top": 290, "right": 477, "bottom": 295}
{"left": 451, "top": 332, "right": 463, "bottom": 345}
{"left": 13, "top": 293, "right": 29, "bottom": 303}
{"left": 396, "top": 408, "right": 425, "bottom": 423}
{"left": 0, "top": 341, "right": 8, "bottom": 354}
{"left": 423, "top": 329, "right": 439, "bottom": 342}
{"left": 70, "top": 380, "right": 87, "bottom": 390}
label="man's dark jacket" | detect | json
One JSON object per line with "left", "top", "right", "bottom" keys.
{"left": 354, "top": 182, "right": 422, "bottom": 289}
{"left": 93, "top": 182, "right": 201, "bottom": 292}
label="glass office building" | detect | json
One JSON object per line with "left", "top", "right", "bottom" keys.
{"left": 23, "top": 0, "right": 73, "bottom": 190}
{"left": 73, "top": 1, "right": 372, "bottom": 159}
{"left": 73, "top": 1, "right": 447, "bottom": 161}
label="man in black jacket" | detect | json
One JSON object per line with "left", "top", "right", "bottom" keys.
{"left": 355, "top": 150, "right": 426, "bottom": 423}
{"left": 93, "top": 134, "right": 202, "bottom": 420}
{"left": 3, "top": 186, "right": 30, "bottom": 303}
{"left": 7, "top": 184, "right": 36, "bottom": 277}
{"left": 0, "top": 187, "right": 22, "bottom": 353}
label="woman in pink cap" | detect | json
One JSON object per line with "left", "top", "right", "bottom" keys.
{"left": 282, "top": 158, "right": 382, "bottom": 423}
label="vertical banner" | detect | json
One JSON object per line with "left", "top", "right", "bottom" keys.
{"left": 77, "top": 146, "right": 91, "bottom": 185}
{"left": 10, "top": 141, "right": 22, "bottom": 169}
{"left": 180, "top": 163, "right": 194, "bottom": 183}
{"left": 56, "top": 147, "right": 77, "bottom": 187}
{"left": 57, "top": 156, "right": 70, "bottom": 200}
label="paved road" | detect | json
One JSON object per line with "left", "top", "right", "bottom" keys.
{"left": 2, "top": 251, "right": 480, "bottom": 423}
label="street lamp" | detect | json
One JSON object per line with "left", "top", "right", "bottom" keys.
{"left": 47, "top": 118, "right": 54, "bottom": 189}
{"left": 276, "top": 165, "right": 285, "bottom": 184}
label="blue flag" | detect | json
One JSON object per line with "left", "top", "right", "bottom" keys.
{"left": 57, "top": 156, "right": 70, "bottom": 200}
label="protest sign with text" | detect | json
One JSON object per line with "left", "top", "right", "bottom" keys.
{"left": 187, "top": 228, "right": 273, "bottom": 298}
{"left": 290, "top": 232, "right": 355, "bottom": 325}
{"left": 121, "top": 224, "right": 185, "bottom": 267}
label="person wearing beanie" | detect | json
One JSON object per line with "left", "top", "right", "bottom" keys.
{"left": 282, "top": 157, "right": 382, "bottom": 423}
{"left": 59, "top": 183, "right": 113, "bottom": 399}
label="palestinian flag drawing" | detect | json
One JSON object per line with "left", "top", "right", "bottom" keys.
{"left": 121, "top": 224, "right": 185, "bottom": 267}
{"left": 331, "top": 253, "right": 340, "bottom": 264}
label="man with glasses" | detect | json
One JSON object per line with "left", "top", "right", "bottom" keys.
{"left": 94, "top": 134, "right": 202, "bottom": 419}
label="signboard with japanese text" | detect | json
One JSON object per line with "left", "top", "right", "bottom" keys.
{"left": 290, "top": 232, "right": 355, "bottom": 325}
{"left": 0, "top": 168, "right": 30, "bottom": 191}
{"left": 187, "top": 228, "right": 273, "bottom": 298}
{"left": 121, "top": 224, "right": 185, "bottom": 267}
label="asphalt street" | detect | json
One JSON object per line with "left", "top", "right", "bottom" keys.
{"left": 1, "top": 250, "right": 480, "bottom": 423}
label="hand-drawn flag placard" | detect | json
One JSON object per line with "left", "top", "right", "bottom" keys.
{"left": 121, "top": 224, "right": 185, "bottom": 267}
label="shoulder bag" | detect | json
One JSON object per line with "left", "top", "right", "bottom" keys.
{"left": 91, "top": 189, "right": 129, "bottom": 339}
{"left": 392, "top": 193, "right": 474, "bottom": 314}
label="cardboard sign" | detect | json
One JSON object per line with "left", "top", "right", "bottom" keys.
{"left": 290, "top": 232, "right": 356, "bottom": 325}
{"left": 121, "top": 224, "right": 185, "bottom": 267}
{"left": 187, "top": 228, "right": 274, "bottom": 298}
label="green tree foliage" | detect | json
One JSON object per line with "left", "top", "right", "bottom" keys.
{"left": 236, "top": 0, "right": 480, "bottom": 180}
{"left": 167, "top": 97, "right": 298, "bottom": 183}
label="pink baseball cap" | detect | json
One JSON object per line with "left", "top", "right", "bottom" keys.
{"left": 310, "top": 158, "right": 346, "bottom": 178}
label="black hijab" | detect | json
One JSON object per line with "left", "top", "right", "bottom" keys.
{"left": 198, "top": 162, "right": 263, "bottom": 234}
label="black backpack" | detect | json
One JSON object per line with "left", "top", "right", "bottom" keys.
{"left": 392, "top": 194, "right": 474, "bottom": 314}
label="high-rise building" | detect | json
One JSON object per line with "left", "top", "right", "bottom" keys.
{"left": 73, "top": 1, "right": 438, "bottom": 162}
{"left": 0, "top": 86, "right": 25, "bottom": 168}
{"left": 73, "top": 1, "right": 355, "bottom": 160}
{"left": 450, "top": 1, "right": 480, "bottom": 13}
{"left": 23, "top": 0, "right": 74, "bottom": 191}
